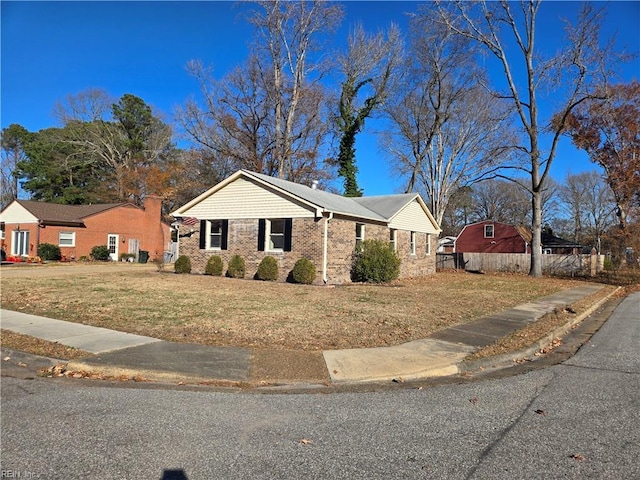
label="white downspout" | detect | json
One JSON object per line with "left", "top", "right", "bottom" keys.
{"left": 323, "top": 212, "right": 333, "bottom": 284}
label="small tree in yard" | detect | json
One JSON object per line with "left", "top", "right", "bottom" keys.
{"left": 351, "top": 239, "right": 401, "bottom": 283}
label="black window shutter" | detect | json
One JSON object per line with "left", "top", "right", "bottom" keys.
{"left": 221, "top": 220, "right": 228, "bottom": 250}
{"left": 284, "top": 218, "right": 293, "bottom": 252}
{"left": 258, "top": 219, "right": 266, "bottom": 251}
{"left": 199, "top": 220, "right": 207, "bottom": 249}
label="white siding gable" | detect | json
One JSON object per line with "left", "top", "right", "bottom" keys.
{"left": 0, "top": 202, "right": 38, "bottom": 224}
{"left": 179, "top": 177, "right": 315, "bottom": 219}
{"left": 388, "top": 199, "right": 438, "bottom": 233}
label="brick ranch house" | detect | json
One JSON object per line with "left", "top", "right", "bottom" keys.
{"left": 0, "top": 195, "right": 170, "bottom": 262}
{"left": 455, "top": 220, "right": 582, "bottom": 254}
{"left": 172, "top": 170, "right": 441, "bottom": 284}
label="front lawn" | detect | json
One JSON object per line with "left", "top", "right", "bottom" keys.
{"left": 0, "top": 269, "right": 600, "bottom": 351}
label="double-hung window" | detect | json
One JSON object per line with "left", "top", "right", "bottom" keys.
{"left": 268, "top": 219, "right": 285, "bottom": 251}
{"left": 209, "top": 220, "right": 223, "bottom": 249}
{"left": 59, "top": 231, "right": 75, "bottom": 247}
{"left": 355, "top": 223, "right": 365, "bottom": 249}
{"left": 389, "top": 229, "right": 397, "bottom": 252}
{"left": 199, "top": 220, "right": 228, "bottom": 250}
{"left": 410, "top": 231, "right": 416, "bottom": 256}
{"left": 258, "top": 218, "right": 292, "bottom": 252}
{"left": 426, "top": 233, "right": 431, "bottom": 256}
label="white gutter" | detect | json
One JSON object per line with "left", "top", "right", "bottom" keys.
{"left": 322, "top": 212, "right": 333, "bottom": 284}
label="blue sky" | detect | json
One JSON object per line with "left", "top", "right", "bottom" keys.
{"left": 2, "top": 1, "right": 639, "bottom": 196}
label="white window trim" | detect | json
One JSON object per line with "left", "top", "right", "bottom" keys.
{"left": 410, "top": 231, "right": 416, "bottom": 256}
{"left": 484, "top": 224, "right": 495, "bottom": 238}
{"left": 58, "top": 231, "right": 76, "bottom": 247}
{"left": 208, "top": 220, "right": 223, "bottom": 250}
{"left": 267, "top": 219, "right": 285, "bottom": 252}
{"left": 389, "top": 229, "right": 397, "bottom": 252}
{"left": 426, "top": 233, "right": 431, "bottom": 256}
{"left": 355, "top": 223, "right": 365, "bottom": 248}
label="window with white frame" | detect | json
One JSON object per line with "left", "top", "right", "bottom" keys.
{"left": 258, "top": 218, "right": 291, "bottom": 252}
{"left": 484, "top": 224, "right": 495, "bottom": 238}
{"left": 389, "top": 229, "right": 397, "bottom": 251}
{"left": 355, "top": 223, "right": 365, "bottom": 249}
{"left": 58, "top": 231, "right": 75, "bottom": 247}
{"left": 268, "top": 219, "right": 285, "bottom": 251}
{"left": 209, "top": 220, "right": 223, "bottom": 249}
{"left": 426, "top": 233, "right": 431, "bottom": 255}
{"left": 410, "top": 231, "right": 416, "bottom": 255}
{"left": 199, "top": 219, "right": 228, "bottom": 250}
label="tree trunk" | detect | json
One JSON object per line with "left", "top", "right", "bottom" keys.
{"left": 529, "top": 188, "right": 543, "bottom": 277}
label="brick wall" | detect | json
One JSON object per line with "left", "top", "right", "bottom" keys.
{"left": 178, "top": 216, "right": 437, "bottom": 284}
{"left": 2, "top": 196, "right": 169, "bottom": 262}
{"left": 179, "top": 217, "right": 325, "bottom": 282}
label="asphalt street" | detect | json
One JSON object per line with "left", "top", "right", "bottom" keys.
{"left": 1, "top": 293, "right": 638, "bottom": 480}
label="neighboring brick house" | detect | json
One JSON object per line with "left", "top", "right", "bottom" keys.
{"left": 172, "top": 170, "right": 441, "bottom": 284}
{"left": 0, "top": 196, "right": 170, "bottom": 262}
{"left": 455, "top": 220, "right": 581, "bottom": 254}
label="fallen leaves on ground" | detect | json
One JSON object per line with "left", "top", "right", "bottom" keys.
{"left": 39, "top": 363, "right": 147, "bottom": 382}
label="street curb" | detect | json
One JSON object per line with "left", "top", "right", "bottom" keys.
{"left": 63, "top": 361, "right": 250, "bottom": 387}
{"left": 457, "top": 286, "right": 622, "bottom": 375}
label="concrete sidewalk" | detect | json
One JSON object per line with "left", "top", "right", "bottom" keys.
{"left": 0, "top": 284, "right": 615, "bottom": 386}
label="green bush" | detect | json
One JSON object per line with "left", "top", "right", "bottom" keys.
{"left": 37, "top": 243, "right": 61, "bottom": 261}
{"left": 256, "top": 256, "right": 279, "bottom": 281}
{"left": 205, "top": 255, "right": 224, "bottom": 276}
{"left": 174, "top": 255, "right": 192, "bottom": 274}
{"left": 351, "top": 239, "right": 401, "bottom": 283}
{"left": 291, "top": 258, "right": 317, "bottom": 284}
{"left": 90, "top": 245, "right": 111, "bottom": 261}
{"left": 227, "top": 254, "right": 246, "bottom": 279}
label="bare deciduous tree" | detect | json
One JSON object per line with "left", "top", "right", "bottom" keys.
{"left": 249, "top": 0, "right": 343, "bottom": 179}
{"left": 383, "top": 12, "right": 514, "bottom": 225}
{"left": 558, "top": 171, "right": 616, "bottom": 252}
{"left": 435, "top": 1, "right": 621, "bottom": 276}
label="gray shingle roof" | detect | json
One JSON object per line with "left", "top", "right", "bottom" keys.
{"left": 246, "top": 170, "right": 416, "bottom": 222}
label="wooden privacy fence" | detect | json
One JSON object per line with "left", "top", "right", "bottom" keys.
{"left": 436, "top": 252, "right": 604, "bottom": 276}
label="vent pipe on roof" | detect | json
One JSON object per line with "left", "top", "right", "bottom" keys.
{"left": 311, "top": 180, "right": 319, "bottom": 190}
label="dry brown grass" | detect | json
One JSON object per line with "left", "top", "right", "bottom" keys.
{"left": 0, "top": 329, "right": 93, "bottom": 360}
{"left": 1, "top": 268, "right": 596, "bottom": 351}
{"left": 467, "top": 286, "right": 618, "bottom": 360}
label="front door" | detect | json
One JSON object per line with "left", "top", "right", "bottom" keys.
{"left": 107, "top": 234, "right": 119, "bottom": 261}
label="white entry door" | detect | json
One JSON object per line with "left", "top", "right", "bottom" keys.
{"left": 107, "top": 234, "right": 119, "bottom": 261}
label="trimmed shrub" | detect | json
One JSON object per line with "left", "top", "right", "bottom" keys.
{"left": 90, "top": 245, "right": 111, "bottom": 261}
{"left": 351, "top": 239, "right": 401, "bottom": 283}
{"left": 227, "top": 255, "right": 246, "bottom": 279}
{"left": 174, "top": 255, "right": 192, "bottom": 274}
{"left": 205, "top": 255, "right": 224, "bottom": 276}
{"left": 291, "top": 258, "right": 317, "bottom": 285}
{"left": 37, "top": 243, "right": 62, "bottom": 261}
{"left": 256, "top": 256, "right": 279, "bottom": 281}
